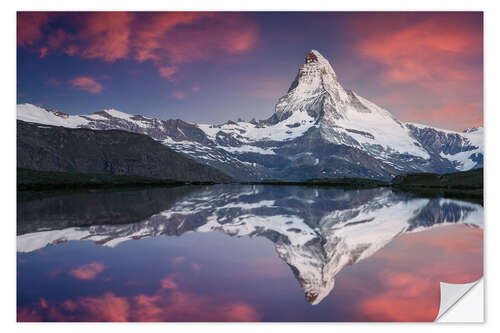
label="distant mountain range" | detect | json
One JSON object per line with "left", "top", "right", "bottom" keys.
{"left": 17, "top": 50, "right": 483, "bottom": 181}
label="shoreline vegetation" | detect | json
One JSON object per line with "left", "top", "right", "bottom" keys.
{"left": 17, "top": 168, "right": 483, "bottom": 203}
{"left": 16, "top": 168, "right": 219, "bottom": 191}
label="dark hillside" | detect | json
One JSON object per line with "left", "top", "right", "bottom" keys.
{"left": 17, "top": 120, "right": 232, "bottom": 183}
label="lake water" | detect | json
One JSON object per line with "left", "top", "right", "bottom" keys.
{"left": 17, "top": 185, "right": 483, "bottom": 322}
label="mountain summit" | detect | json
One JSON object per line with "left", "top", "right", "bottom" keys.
{"left": 16, "top": 50, "right": 483, "bottom": 181}
{"left": 271, "top": 50, "right": 348, "bottom": 123}
{"left": 270, "top": 50, "right": 435, "bottom": 166}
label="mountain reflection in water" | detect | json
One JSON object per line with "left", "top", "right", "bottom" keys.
{"left": 17, "top": 185, "right": 483, "bottom": 321}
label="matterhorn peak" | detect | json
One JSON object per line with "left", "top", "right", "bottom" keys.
{"left": 303, "top": 49, "right": 338, "bottom": 78}
{"left": 270, "top": 49, "right": 349, "bottom": 123}
{"left": 305, "top": 50, "right": 320, "bottom": 63}
{"left": 305, "top": 50, "right": 330, "bottom": 65}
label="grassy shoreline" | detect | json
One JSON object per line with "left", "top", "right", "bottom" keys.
{"left": 17, "top": 168, "right": 218, "bottom": 191}
{"left": 18, "top": 168, "right": 483, "bottom": 203}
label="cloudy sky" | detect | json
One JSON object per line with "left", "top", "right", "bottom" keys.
{"left": 17, "top": 12, "right": 483, "bottom": 130}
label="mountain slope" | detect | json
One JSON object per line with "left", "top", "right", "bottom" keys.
{"left": 16, "top": 50, "right": 483, "bottom": 181}
{"left": 17, "top": 120, "right": 232, "bottom": 182}
{"left": 406, "top": 123, "right": 483, "bottom": 170}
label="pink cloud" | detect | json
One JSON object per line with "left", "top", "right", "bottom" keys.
{"left": 132, "top": 12, "right": 213, "bottom": 63}
{"left": 17, "top": 307, "right": 43, "bottom": 322}
{"left": 70, "top": 76, "right": 103, "bottom": 94}
{"left": 78, "top": 12, "right": 133, "bottom": 62}
{"left": 78, "top": 292, "right": 130, "bottom": 321}
{"left": 218, "top": 303, "right": 260, "bottom": 322}
{"left": 39, "top": 298, "right": 48, "bottom": 309}
{"left": 171, "top": 90, "right": 186, "bottom": 100}
{"left": 352, "top": 14, "right": 482, "bottom": 87}
{"left": 18, "top": 275, "right": 261, "bottom": 322}
{"left": 135, "top": 12, "right": 258, "bottom": 80}
{"left": 17, "top": 12, "right": 259, "bottom": 81}
{"left": 358, "top": 276, "right": 437, "bottom": 322}
{"left": 47, "top": 28, "right": 73, "bottom": 49}
{"left": 69, "top": 262, "right": 106, "bottom": 280}
{"left": 17, "top": 12, "right": 52, "bottom": 47}
{"left": 158, "top": 66, "right": 177, "bottom": 81}
{"left": 64, "top": 44, "right": 79, "bottom": 56}
{"left": 401, "top": 101, "right": 483, "bottom": 131}
{"left": 39, "top": 47, "right": 48, "bottom": 58}
{"left": 344, "top": 13, "right": 483, "bottom": 130}
{"left": 160, "top": 275, "right": 179, "bottom": 290}
{"left": 351, "top": 225, "right": 483, "bottom": 321}
{"left": 150, "top": 13, "right": 258, "bottom": 66}
{"left": 192, "top": 82, "right": 200, "bottom": 93}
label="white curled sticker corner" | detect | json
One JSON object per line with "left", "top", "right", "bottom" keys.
{"left": 435, "top": 279, "right": 483, "bottom": 322}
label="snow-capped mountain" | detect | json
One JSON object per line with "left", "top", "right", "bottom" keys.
{"left": 17, "top": 185, "right": 483, "bottom": 305}
{"left": 16, "top": 50, "right": 483, "bottom": 180}
{"left": 406, "top": 123, "right": 483, "bottom": 171}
